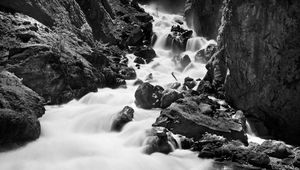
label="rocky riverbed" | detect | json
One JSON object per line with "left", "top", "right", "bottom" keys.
{"left": 0, "top": 0, "right": 299, "bottom": 170}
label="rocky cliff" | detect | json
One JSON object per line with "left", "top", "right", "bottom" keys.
{"left": 221, "top": 0, "right": 300, "bottom": 145}
{"left": 189, "top": 0, "right": 300, "bottom": 145}
{"left": 0, "top": 0, "right": 153, "bottom": 104}
{"left": 0, "top": 0, "right": 153, "bottom": 146}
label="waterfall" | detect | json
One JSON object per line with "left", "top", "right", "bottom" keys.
{"left": 246, "top": 120, "right": 265, "bottom": 145}
{"left": 186, "top": 37, "right": 207, "bottom": 52}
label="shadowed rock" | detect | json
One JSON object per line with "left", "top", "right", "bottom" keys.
{"left": 134, "top": 82, "right": 164, "bottom": 109}
{"left": 153, "top": 95, "right": 248, "bottom": 145}
{"left": 0, "top": 71, "right": 45, "bottom": 146}
{"left": 111, "top": 106, "right": 134, "bottom": 132}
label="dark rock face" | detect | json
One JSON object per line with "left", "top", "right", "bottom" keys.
{"left": 203, "top": 48, "right": 227, "bottom": 91}
{"left": 111, "top": 106, "right": 134, "bottom": 131}
{"left": 193, "top": 133, "right": 300, "bottom": 170}
{"left": 153, "top": 95, "right": 248, "bottom": 144}
{"left": 134, "top": 82, "right": 164, "bottom": 109}
{"left": 0, "top": 71, "right": 45, "bottom": 145}
{"left": 195, "top": 44, "right": 217, "bottom": 63}
{"left": 75, "top": 0, "right": 116, "bottom": 43}
{"left": 0, "top": 12, "right": 105, "bottom": 104}
{"left": 0, "top": 0, "right": 152, "bottom": 104}
{"left": 166, "top": 25, "right": 193, "bottom": 53}
{"left": 255, "top": 140, "right": 293, "bottom": 159}
{"left": 142, "top": 127, "right": 178, "bottom": 155}
{"left": 160, "top": 90, "right": 182, "bottom": 109}
{"left": 0, "top": 0, "right": 94, "bottom": 44}
{"left": 194, "top": 134, "right": 270, "bottom": 168}
{"left": 133, "top": 47, "right": 156, "bottom": 64}
{"left": 218, "top": 0, "right": 300, "bottom": 145}
{"left": 185, "top": 0, "right": 223, "bottom": 39}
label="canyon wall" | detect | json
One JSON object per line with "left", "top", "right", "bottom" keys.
{"left": 189, "top": 0, "right": 300, "bottom": 145}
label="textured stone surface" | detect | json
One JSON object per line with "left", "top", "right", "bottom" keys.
{"left": 0, "top": 71, "right": 45, "bottom": 145}
{"left": 218, "top": 0, "right": 300, "bottom": 145}
{"left": 0, "top": 11, "right": 105, "bottom": 104}
{"left": 153, "top": 95, "right": 248, "bottom": 144}
{"left": 0, "top": 0, "right": 94, "bottom": 44}
{"left": 185, "top": 0, "right": 223, "bottom": 39}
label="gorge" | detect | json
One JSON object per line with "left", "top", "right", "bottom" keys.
{"left": 0, "top": 0, "right": 299, "bottom": 170}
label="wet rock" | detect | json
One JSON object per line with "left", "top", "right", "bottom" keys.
{"left": 165, "top": 25, "right": 194, "bottom": 53}
{"left": 133, "top": 47, "right": 156, "bottom": 63}
{"left": 180, "top": 55, "right": 192, "bottom": 69}
{"left": 255, "top": 140, "right": 293, "bottom": 159}
{"left": 133, "top": 79, "right": 143, "bottom": 86}
{"left": 103, "top": 69, "right": 125, "bottom": 88}
{"left": 0, "top": 71, "right": 45, "bottom": 146}
{"left": 143, "top": 127, "right": 177, "bottom": 155}
{"left": 134, "top": 82, "right": 164, "bottom": 109}
{"left": 232, "top": 110, "right": 247, "bottom": 131}
{"left": 196, "top": 80, "right": 215, "bottom": 94}
{"left": 195, "top": 44, "right": 217, "bottom": 63}
{"left": 111, "top": 106, "right": 134, "bottom": 131}
{"left": 135, "top": 13, "right": 153, "bottom": 23}
{"left": 160, "top": 90, "right": 182, "bottom": 109}
{"left": 203, "top": 47, "right": 227, "bottom": 90}
{"left": 125, "top": 27, "right": 144, "bottom": 46}
{"left": 118, "top": 67, "right": 137, "bottom": 80}
{"left": 194, "top": 134, "right": 271, "bottom": 168}
{"left": 247, "top": 152, "right": 270, "bottom": 168}
{"left": 174, "top": 55, "right": 192, "bottom": 71}
{"left": 134, "top": 56, "right": 146, "bottom": 64}
{"left": 184, "top": 77, "right": 197, "bottom": 89}
{"left": 153, "top": 95, "right": 248, "bottom": 144}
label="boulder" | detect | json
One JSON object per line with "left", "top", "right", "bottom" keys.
{"left": 134, "top": 56, "right": 146, "bottom": 64}
{"left": 111, "top": 106, "right": 134, "bottom": 131}
{"left": 153, "top": 95, "right": 248, "bottom": 144}
{"left": 195, "top": 44, "right": 217, "bottom": 63}
{"left": 134, "top": 82, "right": 164, "bottom": 109}
{"left": 168, "top": 26, "right": 194, "bottom": 53}
{"left": 142, "top": 127, "right": 178, "bottom": 155}
{"left": 184, "top": 77, "right": 197, "bottom": 89}
{"left": 180, "top": 55, "right": 192, "bottom": 69}
{"left": 118, "top": 67, "right": 137, "bottom": 80}
{"left": 0, "top": 71, "right": 45, "bottom": 146}
{"left": 160, "top": 90, "right": 182, "bottom": 109}
{"left": 194, "top": 134, "right": 270, "bottom": 168}
{"left": 255, "top": 140, "right": 293, "bottom": 159}
{"left": 133, "top": 47, "right": 156, "bottom": 63}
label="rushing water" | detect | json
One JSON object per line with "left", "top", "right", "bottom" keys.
{"left": 0, "top": 5, "right": 262, "bottom": 170}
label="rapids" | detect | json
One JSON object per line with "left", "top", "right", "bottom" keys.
{"left": 0, "top": 4, "right": 262, "bottom": 170}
